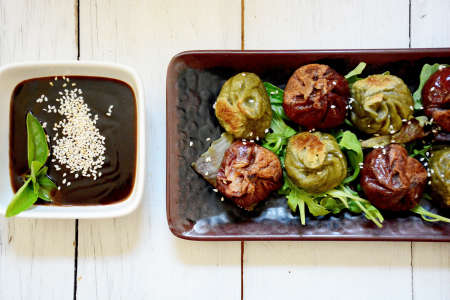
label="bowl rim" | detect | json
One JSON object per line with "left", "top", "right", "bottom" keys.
{"left": 0, "top": 60, "right": 146, "bottom": 219}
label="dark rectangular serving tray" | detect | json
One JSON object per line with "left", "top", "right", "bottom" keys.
{"left": 166, "top": 49, "right": 450, "bottom": 241}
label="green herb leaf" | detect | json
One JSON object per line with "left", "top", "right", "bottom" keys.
{"left": 336, "top": 131, "right": 363, "bottom": 184}
{"left": 38, "top": 174, "right": 57, "bottom": 190}
{"left": 413, "top": 63, "right": 448, "bottom": 110}
{"left": 38, "top": 186, "right": 53, "bottom": 202}
{"left": 5, "top": 179, "right": 38, "bottom": 217}
{"left": 262, "top": 113, "right": 296, "bottom": 156}
{"left": 410, "top": 205, "right": 450, "bottom": 223}
{"left": 26, "top": 112, "right": 49, "bottom": 169}
{"left": 344, "top": 62, "right": 366, "bottom": 88}
{"left": 263, "top": 82, "right": 289, "bottom": 120}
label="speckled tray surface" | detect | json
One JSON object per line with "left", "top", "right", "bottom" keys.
{"left": 166, "top": 49, "right": 450, "bottom": 241}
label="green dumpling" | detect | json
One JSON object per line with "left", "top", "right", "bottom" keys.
{"left": 350, "top": 74, "right": 414, "bottom": 135}
{"left": 285, "top": 132, "right": 347, "bottom": 193}
{"left": 215, "top": 72, "right": 272, "bottom": 139}
{"left": 429, "top": 147, "right": 450, "bottom": 207}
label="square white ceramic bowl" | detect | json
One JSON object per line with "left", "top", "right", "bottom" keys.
{"left": 0, "top": 61, "right": 145, "bottom": 219}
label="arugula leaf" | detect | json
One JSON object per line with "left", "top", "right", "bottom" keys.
{"left": 264, "top": 82, "right": 289, "bottom": 120}
{"left": 344, "top": 62, "right": 366, "bottom": 88}
{"left": 26, "top": 113, "right": 49, "bottom": 169}
{"left": 411, "top": 205, "right": 450, "bottom": 223}
{"left": 413, "top": 63, "right": 448, "bottom": 110}
{"left": 336, "top": 131, "right": 363, "bottom": 184}
{"left": 283, "top": 175, "right": 330, "bottom": 225}
{"left": 6, "top": 179, "right": 38, "bottom": 217}
{"left": 324, "top": 186, "right": 384, "bottom": 228}
{"left": 262, "top": 114, "right": 296, "bottom": 156}
{"left": 262, "top": 83, "right": 296, "bottom": 156}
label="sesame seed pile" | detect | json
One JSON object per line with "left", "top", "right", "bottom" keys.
{"left": 51, "top": 86, "right": 106, "bottom": 180}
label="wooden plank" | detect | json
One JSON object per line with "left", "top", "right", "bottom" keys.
{"left": 411, "top": 0, "right": 450, "bottom": 47}
{"left": 412, "top": 243, "right": 450, "bottom": 300}
{"left": 411, "top": 1, "right": 450, "bottom": 299}
{"left": 244, "top": 241, "right": 412, "bottom": 300}
{"left": 244, "top": 1, "right": 413, "bottom": 299}
{"left": 0, "top": 1, "right": 77, "bottom": 299}
{"left": 76, "top": 1, "right": 241, "bottom": 299}
{"left": 244, "top": 0, "right": 409, "bottom": 49}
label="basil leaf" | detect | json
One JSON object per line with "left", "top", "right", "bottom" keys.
{"left": 337, "top": 131, "right": 363, "bottom": 184}
{"left": 38, "top": 186, "right": 53, "bottom": 202}
{"left": 26, "top": 112, "right": 49, "bottom": 169}
{"left": 38, "top": 174, "right": 57, "bottom": 190}
{"left": 413, "top": 63, "right": 448, "bottom": 110}
{"left": 5, "top": 179, "right": 38, "bottom": 217}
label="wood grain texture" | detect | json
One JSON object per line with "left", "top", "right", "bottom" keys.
{"left": 244, "top": 0, "right": 409, "bottom": 49}
{"left": 411, "top": 1, "right": 450, "bottom": 299}
{"left": 411, "top": 0, "right": 450, "bottom": 47}
{"left": 412, "top": 243, "right": 450, "bottom": 300}
{"left": 0, "top": 1, "right": 77, "bottom": 299}
{"left": 243, "top": 1, "right": 414, "bottom": 299}
{"left": 244, "top": 242, "right": 412, "bottom": 300}
{"left": 77, "top": 1, "right": 241, "bottom": 299}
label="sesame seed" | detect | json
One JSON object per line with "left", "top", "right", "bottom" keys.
{"left": 242, "top": 73, "right": 246, "bottom": 76}
{"left": 42, "top": 122, "right": 47, "bottom": 128}
{"left": 410, "top": 106, "right": 414, "bottom": 110}
{"left": 332, "top": 81, "right": 337, "bottom": 85}
{"left": 54, "top": 76, "right": 58, "bottom": 81}
{"left": 62, "top": 178, "right": 67, "bottom": 184}
{"left": 212, "top": 189, "right": 218, "bottom": 193}
{"left": 63, "top": 83, "right": 67, "bottom": 87}
{"left": 205, "top": 157, "right": 211, "bottom": 162}
{"left": 72, "top": 83, "right": 76, "bottom": 86}
{"left": 206, "top": 137, "right": 211, "bottom": 141}
{"left": 256, "top": 137, "right": 260, "bottom": 141}
{"left": 63, "top": 173, "right": 67, "bottom": 177}
{"left": 67, "top": 182, "right": 71, "bottom": 186}
{"left": 330, "top": 105, "right": 336, "bottom": 109}
{"left": 51, "top": 87, "right": 106, "bottom": 179}
{"left": 205, "top": 171, "right": 209, "bottom": 176}
{"left": 249, "top": 132, "right": 253, "bottom": 137}
{"left": 75, "top": 174, "right": 79, "bottom": 179}
{"left": 189, "top": 141, "right": 194, "bottom": 147}
{"left": 243, "top": 142, "right": 247, "bottom": 145}
{"left": 265, "top": 128, "right": 269, "bottom": 133}
{"left": 220, "top": 197, "right": 224, "bottom": 202}
{"left": 58, "top": 186, "right": 61, "bottom": 190}
{"left": 49, "top": 82, "right": 54, "bottom": 86}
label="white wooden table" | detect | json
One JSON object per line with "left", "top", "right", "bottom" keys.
{"left": 0, "top": 1, "right": 449, "bottom": 299}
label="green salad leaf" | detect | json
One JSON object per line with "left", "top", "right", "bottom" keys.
{"left": 344, "top": 62, "right": 366, "bottom": 88}
{"left": 262, "top": 82, "right": 296, "bottom": 156}
{"left": 335, "top": 130, "right": 363, "bottom": 184}
{"left": 411, "top": 205, "right": 450, "bottom": 223}
{"left": 263, "top": 82, "right": 289, "bottom": 120}
{"left": 6, "top": 112, "right": 56, "bottom": 217}
{"left": 281, "top": 174, "right": 383, "bottom": 227}
{"left": 413, "top": 63, "right": 448, "bottom": 110}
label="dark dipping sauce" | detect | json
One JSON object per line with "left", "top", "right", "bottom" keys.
{"left": 10, "top": 76, "right": 137, "bottom": 206}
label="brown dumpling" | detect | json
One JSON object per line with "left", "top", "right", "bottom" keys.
{"left": 216, "top": 141, "right": 282, "bottom": 210}
{"left": 422, "top": 67, "right": 450, "bottom": 132}
{"left": 360, "top": 144, "right": 427, "bottom": 211}
{"left": 283, "top": 64, "right": 349, "bottom": 129}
